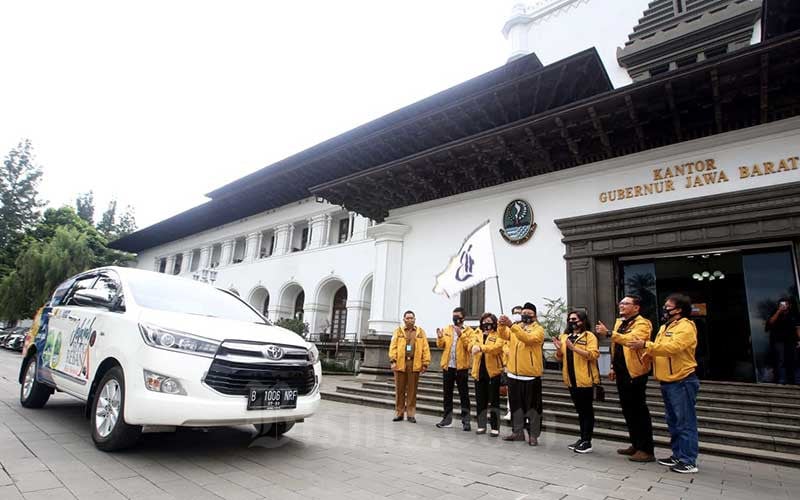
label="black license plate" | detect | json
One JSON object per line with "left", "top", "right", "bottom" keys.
{"left": 246, "top": 388, "right": 298, "bottom": 410}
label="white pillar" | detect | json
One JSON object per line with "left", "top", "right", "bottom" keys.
{"left": 220, "top": 240, "right": 234, "bottom": 266}
{"left": 199, "top": 246, "right": 211, "bottom": 269}
{"left": 165, "top": 255, "right": 176, "bottom": 275}
{"left": 245, "top": 232, "right": 260, "bottom": 262}
{"left": 323, "top": 214, "right": 332, "bottom": 246}
{"left": 256, "top": 232, "right": 263, "bottom": 259}
{"left": 308, "top": 215, "right": 328, "bottom": 249}
{"left": 273, "top": 224, "right": 291, "bottom": 256}
{"left": 367, "top": 223, "right": 410, "bottom": 336}
{"left": 287, "top": 224, "right": 295, "bottom": 252}
{"left": 181, "top": 251, "right": 193, "bottom": 275}
{"left": 345, "top": 299, "right": 370, "bottom": 340}
{"left": 304, "top": 302, "right": 328, "bottom": 338}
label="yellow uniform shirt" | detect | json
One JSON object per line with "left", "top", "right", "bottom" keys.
{"left": 436, "top": 324, "right": 475, "bottom": 370}
{"left": 497, "top": 322, "right": 545, "bottom": 377}
{"left": 469, "top": 330, "right": 506, "bottom": 379}
{"left": 645, "top": 317, "right": 698, "bottom": 383}
{"left": 610, "top": 315, "right": 653, "bottom": 378}
{"left": 388, "top": 326, "right": 431, "bottom": 373}
{"left": 556, "top": 331, "right": 600, "bottom": 388}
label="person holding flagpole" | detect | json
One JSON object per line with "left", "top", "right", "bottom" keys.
{"left": 497, "top": 303, "right": 545, "bottom": 446}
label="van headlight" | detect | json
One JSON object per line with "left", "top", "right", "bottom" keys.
{"left": 139, "top": 323, "right": 220, "bottom": 358}
{"left": 307, "top": 343, "right": 319, "bottom": 364}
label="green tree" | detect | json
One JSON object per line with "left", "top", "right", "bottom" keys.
{"left": 0, "top": 140, "right": 45, "bottom": 277}
{"left": 96, "top": 199, "right": 117, "bottom": 239}
{"left": 116, "top": 204, "right": 137, "bottom": 237}
{"left": 75, "top": 191, "right": 95, "bottom": 224}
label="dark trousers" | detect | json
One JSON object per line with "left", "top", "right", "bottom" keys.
{"left": 772, "top": 341, "right": 798, "bottom": 385}
{"left": 442, "top": 368, "right": 470, "bottom": 423}
{"left": 474, "top": 376, "right": 501, "bottom": 431}
{"left": 661, "top": 374, "right": 700, "bottom": 465}
{"left": 616, "top": 370, "right": 654, "bottom": 454}
{"left": 508, "top": 377, "right": 542, "bottom": 436}
{"left": 569, "top": 387, "right": 594, "bottom": 442}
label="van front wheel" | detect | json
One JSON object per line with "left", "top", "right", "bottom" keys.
{"left": 91, "top": 367, "right": 141, "bottom": 451}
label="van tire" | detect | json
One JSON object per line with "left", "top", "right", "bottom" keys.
{"left": 91, "top": 367, "right": 141, "bottom": 451}
{"left": 20, "top": 355, "right": 52, "bottom": 408}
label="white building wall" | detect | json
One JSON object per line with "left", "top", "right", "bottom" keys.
{"left": 503, "top": 0, "right": 655, "bottom": 88}
{"left": 387, "top": 117, "right": 800, "bottom": 335}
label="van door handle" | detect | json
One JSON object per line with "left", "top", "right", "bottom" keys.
{"left": 68, "top": 315, "right": 79, "bottom": 321}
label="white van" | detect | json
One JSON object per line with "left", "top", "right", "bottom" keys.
{"left": 19, "top": 267, "right": 321, "bottom": 451}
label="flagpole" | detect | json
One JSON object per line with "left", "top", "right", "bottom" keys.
{"left": 494, "top": 276, "right": 505, "bottom": 315}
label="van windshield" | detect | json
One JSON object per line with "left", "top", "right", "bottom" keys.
{"left": 125, "top": 273, "right": 266, "bottom": 324}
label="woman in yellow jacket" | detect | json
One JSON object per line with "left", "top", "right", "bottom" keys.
{"left": 388, "top": 310, "right": 431, "bottom": 423}
{"left": 468, "top": 313, "right": 506, "bottom": 436}
{"left": 553, "top": 310, "right": 600, "bottom": 454}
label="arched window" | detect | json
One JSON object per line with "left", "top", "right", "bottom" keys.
{"left": 331, "top": 286, "right": 348, "bottom": 338}
{"left": 294, "top": 291, "right": 305, "bottom": 321}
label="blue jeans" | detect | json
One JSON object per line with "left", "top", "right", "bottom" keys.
{"left": 660, "top": 374, "right": 700, "bottom": 465}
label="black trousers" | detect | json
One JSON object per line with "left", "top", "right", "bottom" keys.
{"left": 616, "top": 370, "right": 654, "bottom": 454}
{"left": 508, "top": 377, "right": 542, "bottom": 436}
{"left": 442, "top": 368, "right": 471, "bottom": 423}
{"left": 569, "top": 387, "right": 595, "bottom": 442}
{"left": 474, "top": 376, "right": 501, "bottom": 430}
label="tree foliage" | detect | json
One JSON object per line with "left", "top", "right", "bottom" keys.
{"left": 0, "top": 139, "right": 45, "bottom": 277}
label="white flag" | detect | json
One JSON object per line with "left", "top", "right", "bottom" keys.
{"left": 433, "top": 220, "right": 497, "bottom": 299}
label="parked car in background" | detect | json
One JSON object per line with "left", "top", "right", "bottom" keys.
{"left": 19, "top": 267, "right": 321, "bottom": 451}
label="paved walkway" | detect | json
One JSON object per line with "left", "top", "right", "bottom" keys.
{"left": 0, "top": 351, "right": 798, "bottom": 499}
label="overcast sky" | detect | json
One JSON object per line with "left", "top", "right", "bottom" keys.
{"left": 0, "top": 1, "right": 514, "bottom": 229}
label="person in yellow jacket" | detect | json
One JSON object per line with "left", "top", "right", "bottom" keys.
{"left": 388, "top": 310, "right": 431, "bottom": 423}
{"left": 627, "top": 293, "right": 699, "bottom": 474}
{"left": 502, "top": 305, "right": 522, "bottom": 422}
{"left": 554, "top": 310, "right": 599, "bottom": 454}
{"left": 596, "top": 295, "right": 655, "bottom": 463}
{"left": 468, "top": 313, "right": 506, "bottom": 436}
{"left": 497, "top": 302, "right": 545, "bottom": 446}
{"left": 435, "top": 307, "right": 475, "bottom": 431}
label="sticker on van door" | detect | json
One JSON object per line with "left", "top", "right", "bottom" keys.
{"left": 50, "top": 317, "right": 94, "bottom": 380}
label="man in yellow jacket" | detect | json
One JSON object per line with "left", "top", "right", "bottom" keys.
{"left": 497, "top": 302, "right": 545, "bottom": 446}
{"left": 627, "top": 293, "right": 699, "bottom": 474}
{"left": 388, "top": 310, "right": 431, "bottom": 423}
{"left": 596, "top": 295, "right": 655, "bottom": 463}
{"left": 435, "top": 307, "right": 474, "bottom": 431}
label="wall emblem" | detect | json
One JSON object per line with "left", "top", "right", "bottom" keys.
{"left": 500, "top": 199, "right": 536, "bottom": 244}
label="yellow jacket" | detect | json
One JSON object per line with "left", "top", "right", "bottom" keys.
{"left": 645, "top": 317, "right": 698, "bottom": 383}
{"left": 389, "top": 326, "right": 431, "bottom": 372}
{"left": 556, "top": 331, "right": 600, "bottom": 388}
{"left": 610, "top": 315, "right": 653, "bottom": 378}
{"left": 469, "top": 329, "right": 506, "bottom": 379}
{"left": 497, "top": 322, "right": 545, "bottom": 377}
{"left": 436, "top": 324, "right": 475, "bottom": 370}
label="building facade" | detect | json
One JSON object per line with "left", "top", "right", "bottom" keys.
{"left": 113, "top": 0, "right": 800, "bottom": 383}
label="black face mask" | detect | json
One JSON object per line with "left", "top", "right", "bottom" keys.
{"left": 567, "top": 320, "right": 580, "bottom": 333}
{"left": 480, "top": 323, "right": 494, "bottom": 332}
{"left": 453, "top": 316, "right": 463, "bottom": 325}
{"left": 521, "top": 314, "right": 534, "bottom": 324}
{"left": 661, "top": 306, "right": 677, "bottom": 322}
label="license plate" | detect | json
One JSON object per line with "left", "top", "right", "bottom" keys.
{"left": 246, "top": 388, "right": 298, "bottom": 410}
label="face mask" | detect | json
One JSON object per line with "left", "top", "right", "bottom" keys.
{"left": 567, "top": 320, "right": 579, "bottom": 332}
{"left": 661, "top": 306, "right": 677, "bottom": 322}
{"left": 511, "top": 313, "right": 521, "bottom": 323}
{"left": 480, "top": 323, "right": 493, "bottom": 332}
{"left": 452, "top": 316, "right": 463, "bottom": 325}
{"left": 521, "top": 314, "right": 534, "bottom": 324}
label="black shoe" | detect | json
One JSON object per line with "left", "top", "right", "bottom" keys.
{"left": 435, "top": 420, "right": 452, "bottom": 428}
{"left": 568, "top": 439, "right": 582, "bottom": 451}
{"left": 407, "top": 417, "right": 416, "bottom": 423}
{"left": 573, "top": 440, "right": 593, "bottom": 454}
{"left": 462, "top": 423, "right": 471, "bottom": 432}
{"left": 670, "top": 461, "right": 698, "bottom": 474}
{"left": 392, "top": 415, "right": 403, "bottom": 422}
{"left": 657, "top": 456, "right": 678, "bottom": 467}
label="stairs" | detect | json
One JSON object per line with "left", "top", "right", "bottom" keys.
{"left": 321, "top": 370, "right": 800, "bottom": 466}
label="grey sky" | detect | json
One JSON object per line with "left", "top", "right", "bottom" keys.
{"left": 0, "top": 1, "right": 513, "bottom": 229}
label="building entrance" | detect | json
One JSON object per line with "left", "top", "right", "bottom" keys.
{"left": 620, "top": 246, "right": 799, "bottom": 383}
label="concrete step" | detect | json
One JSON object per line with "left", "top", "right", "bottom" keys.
{"left": 321, "top": 389, "right": 800, "bottom": 467}
{"left": 338, "top": 385, "right": 800, "bottom": 445}
{"left": 361, "top": 381, "right": 800, "bottom": 427}
{"left": 409, "top": 378, "right": 800, "bottom": 414}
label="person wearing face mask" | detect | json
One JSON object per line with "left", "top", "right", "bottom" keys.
{"left": 553, "top": 311, "right": 599, "bottom": 454}
{"left": 497, "top": 302, "right": 545, "bottom": 446}
{"left": 595, "top": 295, "right": 655, "bottom": 463}
{"left": 502, "top": 305, "right": 523, "bottom": 422}
{"left": 388, "top": 310, "right": 431, "bottom": 423}
{"left": 469, "top": 313, "right": 506, "bottom": 436}
{"left": 435, "top": 307, "right": 475, "bottom": 431}
{"left": 626, "top": 294, "right": 699, "bottom": 474}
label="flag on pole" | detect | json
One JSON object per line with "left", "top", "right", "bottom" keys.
{"left": 433, "top": 220, "right": 498, "bottom": 299}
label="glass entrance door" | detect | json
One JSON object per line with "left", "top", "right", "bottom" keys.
{"left": 620, "top": 245, "right": 799, "bottom": 383}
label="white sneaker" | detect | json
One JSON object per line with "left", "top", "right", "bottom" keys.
{"left": 503, "top": 411, "right": 511, "bottom": 421}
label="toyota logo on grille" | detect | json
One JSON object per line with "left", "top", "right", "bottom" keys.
{"left": 263, "top": 345, "right": 284, "bottom": 360}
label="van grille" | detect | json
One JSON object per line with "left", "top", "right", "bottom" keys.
{"left": 204, "top": 359, "right": 316, "bottom": 396}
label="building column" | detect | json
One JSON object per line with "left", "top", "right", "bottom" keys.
{"left": 165, "top": 255, "right": 176, "bottom": 275}
{"left": 287, "top": 224, "right": 296, "bottom": 252}
{"left": 153, "top": 257, "right": 161, "bottom": 272}
{"left": 245, "top": 232, "right": 260, "bottom": 262}
{"left": 304, "top": 302, "right": 329, "bottom": 339}
{"left": 323, "top": 214, "right": 332, "bottom": 246}
{"left": 219, "top": 240, "right": 234, "bottom": 266}
{"left": 273, "top": 224, "right": 291, "bottom": 256}
{"left": 366, "top": 223, "right": 410, "bottom": 336}
{"left": 345, "top": 299, "right": 370, "bottom": 341}
{"left": 198, "top": 246, "right": 211, "bottom": 270}
{"left": 308, "top": 215, "right": 328, "bottom": 249}
{"left": 256, "top": 232, "right": 263, "bottom": 259}
{"left": 181, "top": 251, "right": 193, "bottom": 275}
